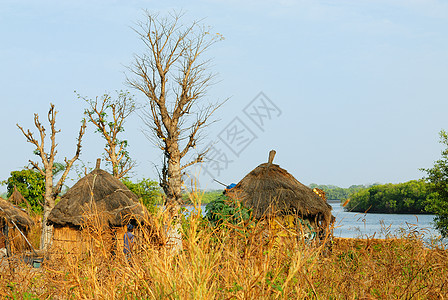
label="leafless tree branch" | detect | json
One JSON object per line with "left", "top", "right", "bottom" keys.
{"left": 127, "top": 11, "right": 225, "bottom": 205}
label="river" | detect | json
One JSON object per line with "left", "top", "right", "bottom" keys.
{"left": 327, "top": 200, "right": 440, "bottom": 241}
{"left": 188, "top": 201, "right": 442, "bottom": 242}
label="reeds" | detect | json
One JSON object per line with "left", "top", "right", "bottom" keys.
{"left": 1, "top": 192, "right": 447, "bottom": 299}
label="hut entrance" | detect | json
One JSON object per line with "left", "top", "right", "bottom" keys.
{"left": 0, "top": 218, "right": 8, "bottom": 257}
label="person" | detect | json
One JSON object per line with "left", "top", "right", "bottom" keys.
{"left": 123, "top": 224, "right": 135, "bottom": 260}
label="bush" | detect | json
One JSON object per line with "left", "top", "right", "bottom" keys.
{"left": 205, "top": 194, "right": 251, "bottom": 226}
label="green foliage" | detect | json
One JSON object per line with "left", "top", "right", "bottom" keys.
{"left": 422, "top": 130, "right": 448, "bottom": 237}
{"left": 78, "top": 90, "right": 137, "bottom": 178}
{"left": 122, "top": 178, "right": 162, "bottom": 212}
{"left": 3, "top": 169, "right": 45, "bottom": 213}
{"left": 309, "top": 183, "right": 376, "bottom": 200}
{"left": 205, "top": 194, "right": 251, "bottom": 226}
{"left": 345, "top": 180, "right": 432, "bottom": 214}
{"left": 51, "top": 162, "right": 66, "bottom": 178}
{"left": 182, "top": 189, "right": 222, "bottom": 204}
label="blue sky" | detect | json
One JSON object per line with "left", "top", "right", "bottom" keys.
{"left": 1, "top": 0, "right": 448, "bottom": 193}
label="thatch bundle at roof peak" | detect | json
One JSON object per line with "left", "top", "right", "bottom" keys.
{"left": 48, "top": 164, "right": 147, "bottom": 228}
{"left": 226, "top": 150, "right": 332, "bottom": 227}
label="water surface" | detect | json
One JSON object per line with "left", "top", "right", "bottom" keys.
{"left": 189, "top": 202, "right": 442, "bottom": 242}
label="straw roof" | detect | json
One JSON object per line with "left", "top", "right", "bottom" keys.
{"left": 0, "top": 197, "right": 34, "bottom": 230}
{"left": 226, "top": 150, "right": 332, "bottom": 225}
{"left": 47, "top": 162, "right": 147, "bottom": 227}
{"left": 8, "top": 186, "right": 27, "bottom": 206}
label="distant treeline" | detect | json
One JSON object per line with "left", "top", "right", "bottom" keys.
{"left": 343, "top": 180, "right": 434, "bottom": 214}
{"left": 308, "top": 183, "right": 376, "bottom": 200}
{"left": 182, "top": 190, "right": 223, "bottom": 204}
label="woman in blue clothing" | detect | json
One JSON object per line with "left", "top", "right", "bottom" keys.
{"left": 123, "top": 224, "right": 135, "bottom": 259}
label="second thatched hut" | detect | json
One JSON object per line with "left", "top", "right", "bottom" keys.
{"left": 0, "top": 197, "right": 35, "bottom": 256}
{"left": 226, "top": 150, "right": 334, "bottom": 240}
{"left": 47, "top": 160, "right": 152, "bottom": 255}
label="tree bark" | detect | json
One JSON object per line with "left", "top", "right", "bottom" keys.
{"left": 17, "top": 103, "right": 86, "bottom": 251}
{"left": 41, "top": 172, "right": 54, "bottom": 250}
{"left": 79, "top": 91, "right": 137, "bottom": 179}
{"left": 127, "top": 11, "right": 225, "bottom": 253}
{"left": 163, "top": 142, "right": 183, "bottom": 251}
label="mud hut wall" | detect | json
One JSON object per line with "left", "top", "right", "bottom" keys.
{"left": 51, "top": 225, "right": 133, "bottom": 256}
{"left": 8, "top": 227, "right": 29, "bottom": 253}
{"left": 51, "top": 226, "right": 88, "bottom": 254}
{"left": 0, "top": 218, "right": 30, "bottom": 254}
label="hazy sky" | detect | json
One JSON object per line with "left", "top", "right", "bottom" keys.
{"left": 1, "top": 0, "right": 448, "bottom": 193}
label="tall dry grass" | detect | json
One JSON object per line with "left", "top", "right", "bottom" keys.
{"left": 1, "top": 193, "right": 447, "bottom": 299}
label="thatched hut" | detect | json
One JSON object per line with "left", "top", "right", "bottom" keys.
{"left": 47, "top": 160, "right": 151, "bottom": 255}
{"left": 0, "top": 197, "right": 35, "bottom": 256}
{"left": 8, "top": 186, "right": 31, "bottom": 213}
{"left": 226, "top": 150, "right": 333, "bottom": 240}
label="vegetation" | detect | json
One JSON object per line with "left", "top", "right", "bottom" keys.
{"left": 79, "top": 90, "right": 137, "bottom": 178}
{"left": 0, "top": 193, "right": 447, "bottom": 299}
{"left": 182, "top": 189, "right": 222, "bottom": 204}
{"left": 2, "top": 169, "right": 45, "bottom": 213}
{"left": 344, "top": 180, "right": 433, "bottom": 214}
{"left": 3, "top": 10, "right": 447, "bottom": 299}
{"left": 122, "top": 177, "right": 162, "bottom": 212}
{"left": 204, "top": 194, "right": 252, "bottom": 226}
{"left": 127, "top": 11, "right": 224, "bottom": 210}
{"left": 16, "top": 103, "right": 87, "bottom": 250}
{"left": 422, "top": 130, "right": 448, "bottom": 237}
{"left": 309, "top": 183, "right": 376, "bottom": 200}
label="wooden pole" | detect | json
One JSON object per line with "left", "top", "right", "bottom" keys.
{"left": 213, "top": 179, "right": 228, "bottom": 187}
{"left": 96, "top": 158, "right": 101, "bottom": 169}
{"left": 268, "top": 150, "right": 276, "bottom": 166}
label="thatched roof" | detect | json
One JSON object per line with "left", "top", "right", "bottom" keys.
{"left": 226, "top": 150, "right": 332, "bottom": 226}
{"left": 0, "top": 198, "right": 34, "bottom": 230}
{"left": 47, "top": 162, "right": 147, "bottom": 227}
{"left": 8, "top": 186, "right": 27, "bottom": 206}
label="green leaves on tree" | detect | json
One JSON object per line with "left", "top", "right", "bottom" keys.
{"left": 3, "top": 169, "right": 45, "bottom": 213}
{"left": 422, "top": 130, "right": 448, "bottom": 237}
{"left": 345, "top": 180, "right": 433, "bottom": 214}
{"left": 121, "top": 177, "right": 162, "bottom": 212}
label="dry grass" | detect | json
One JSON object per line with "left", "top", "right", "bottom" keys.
{"left": 1, "top": 195, "right": 447, "bottom": 299}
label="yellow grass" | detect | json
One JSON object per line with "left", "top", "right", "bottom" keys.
{"left": 1, "top": 194, "right": 447, "bottom": 299}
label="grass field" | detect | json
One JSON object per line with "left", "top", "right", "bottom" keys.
{"left": 1, "top": 201, "right": 447, "bottom": 299}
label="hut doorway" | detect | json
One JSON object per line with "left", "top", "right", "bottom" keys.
{"left": 0, "top": 218, "right": 8, "bottom": 258}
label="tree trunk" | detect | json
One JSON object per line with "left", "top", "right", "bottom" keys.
{"left": 164, "top": 145, "right": 183, "bottom": 252}
{"left": 40, "top": 171, "right": 54, "bottom": 250}
{"left": 110, "top": 150, "right": 118, "bottom": 178}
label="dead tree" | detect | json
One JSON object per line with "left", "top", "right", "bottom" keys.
{"left": 79, "top": 91, "right": 137, "bottom": 178}
{"left": 17, "top": 103, "right": 86, "bottom": 250}
{"left": 127, "top": 11, "right": 224, "bottom": 250}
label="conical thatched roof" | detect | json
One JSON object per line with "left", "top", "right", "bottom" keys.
{"left": 0, "top": 198, "right": 34, "bottom": 230}
{"left": 47, "top": 162, "right": 147, "bottom": 227}
{"left": 226, "top": 150, "right": 332, "bottom": 226}
{"left": 8, "top": 186, "right": 27, "bottom": 206}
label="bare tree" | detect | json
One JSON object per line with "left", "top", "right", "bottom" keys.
{"left": 79, "top": 90, "right": 137, "bottom": 178}
{"left": 127, "top": 11, "right": 224, "bottom": 249}
{"left": 17, "top": 104, "right": 87, "bottom": 250}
